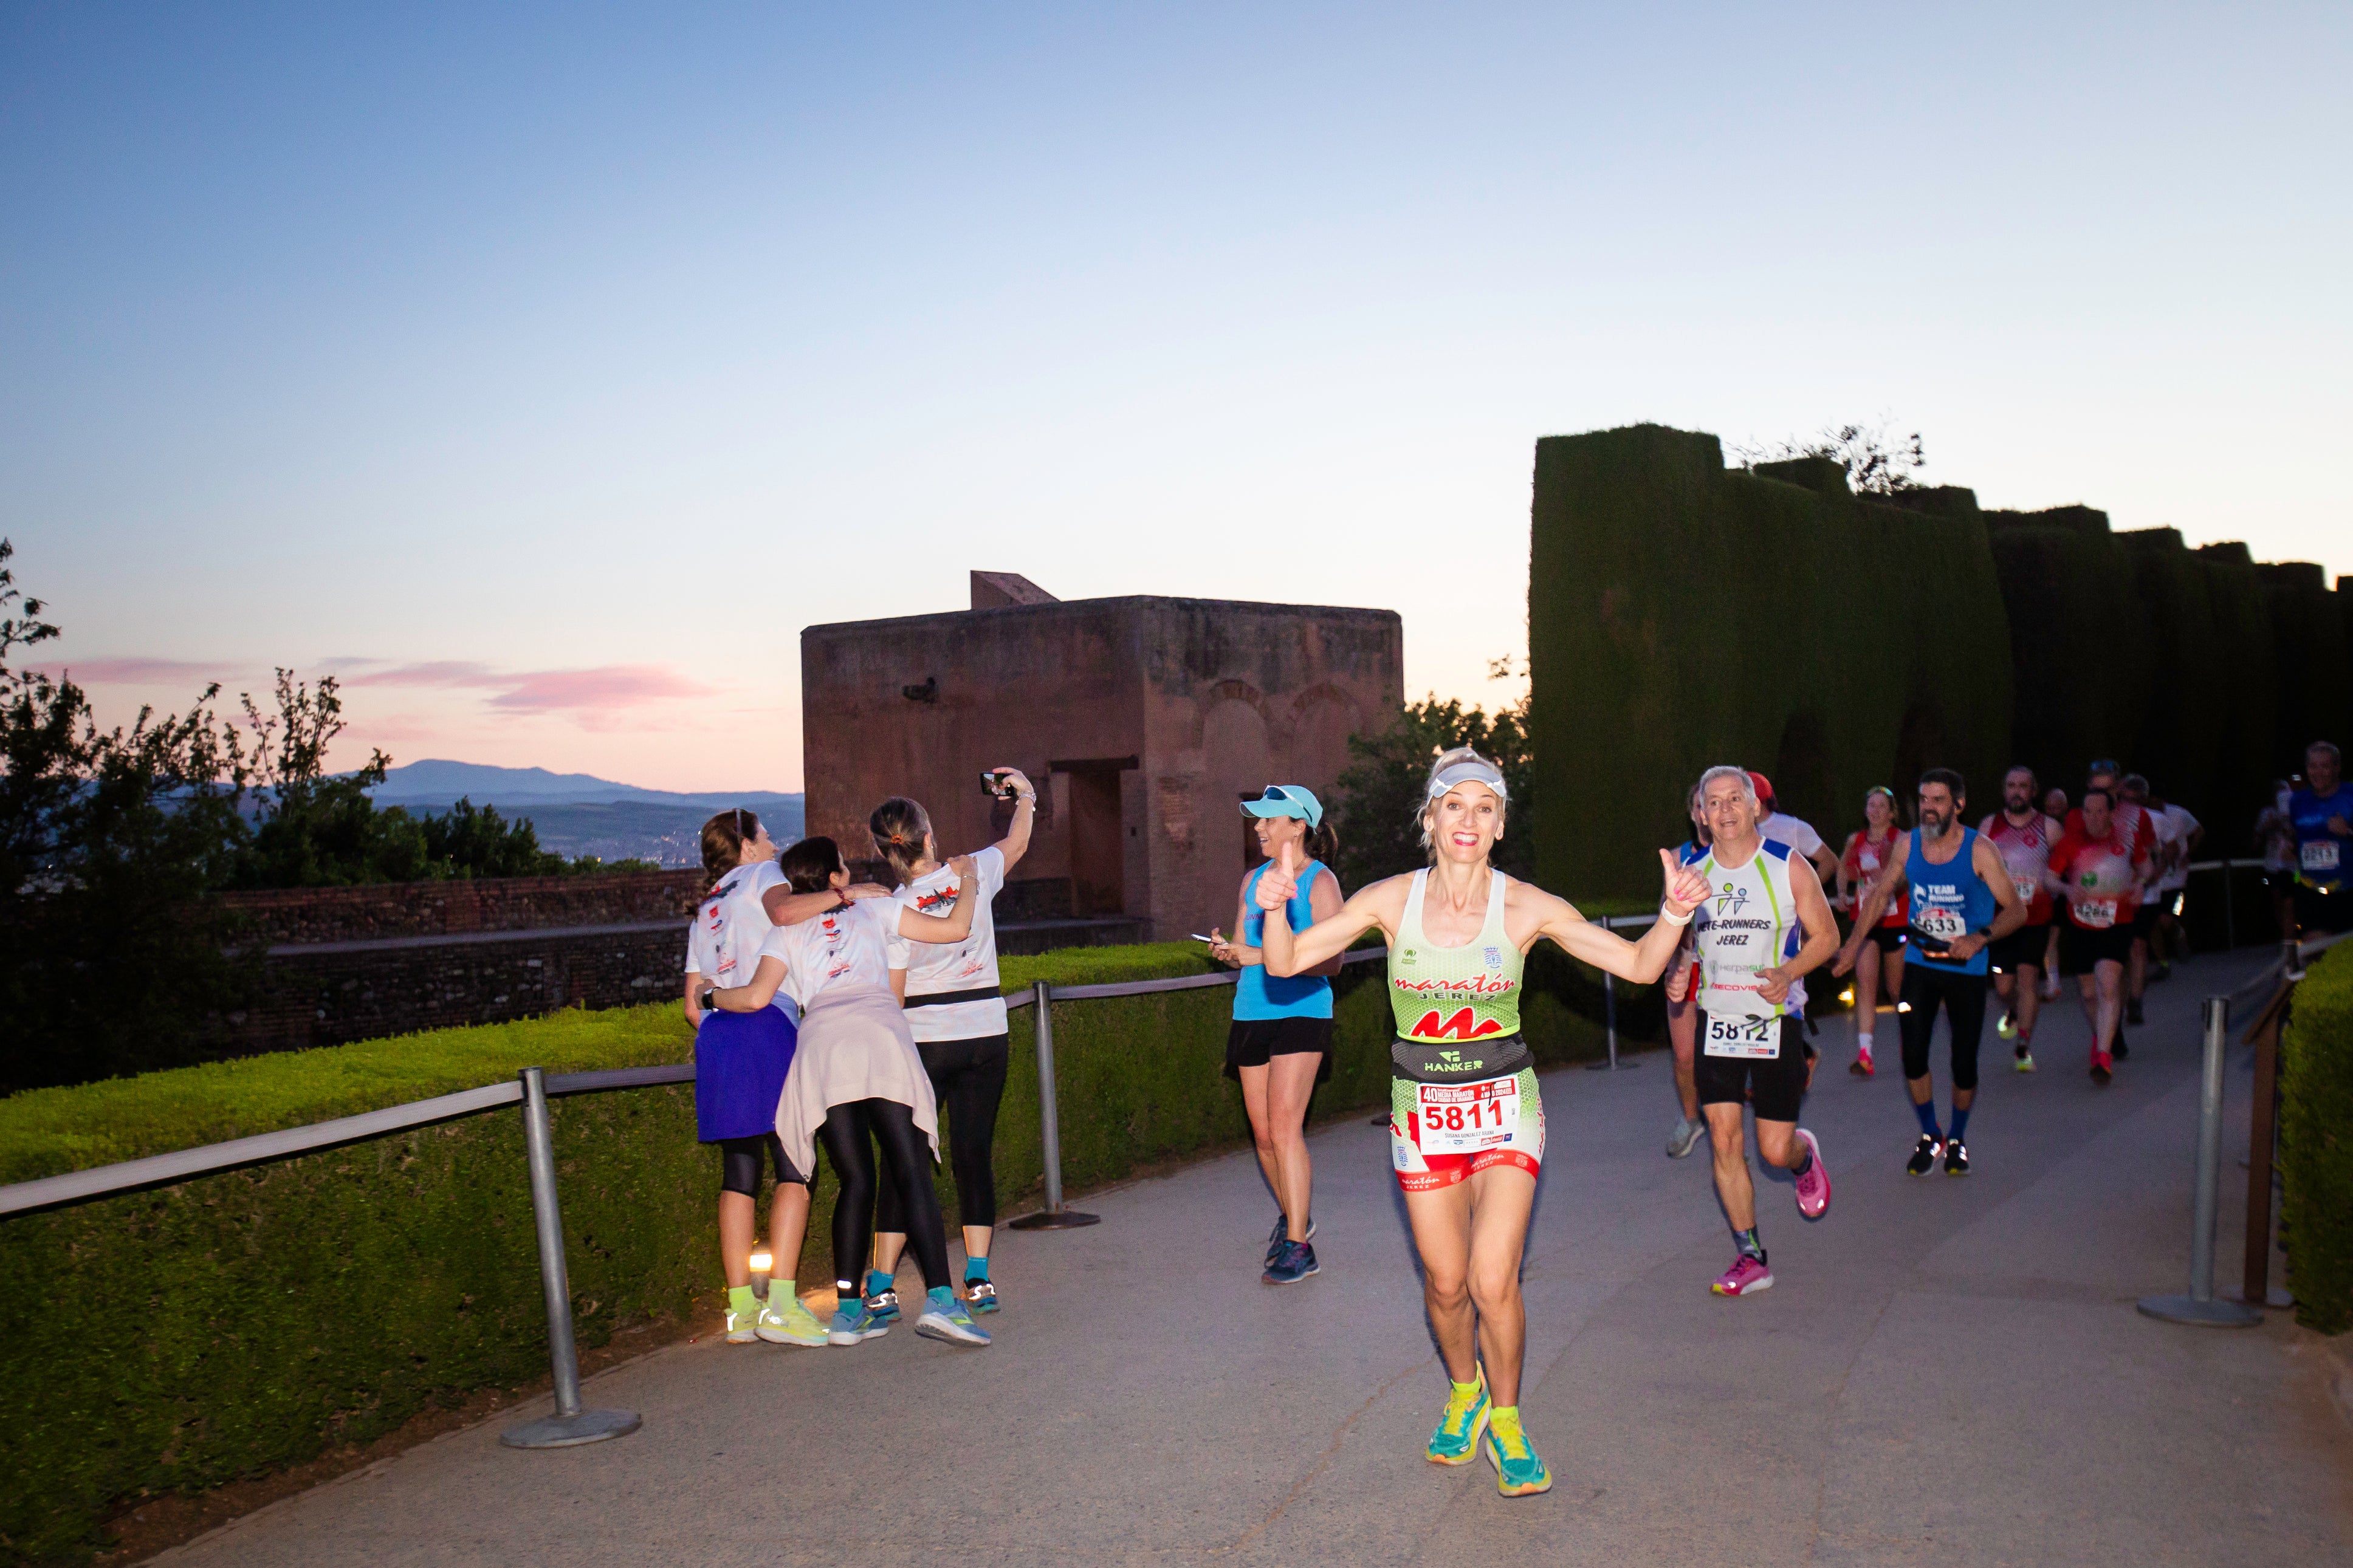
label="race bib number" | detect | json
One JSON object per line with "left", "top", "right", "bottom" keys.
{"left": 2072, "top": 899, "right": 2118, "bottom": 929}
{"left": 1913, "top": 904, "right": 1967, "bottom": 943}
{"left": 1703, "top": 1012, "right": 1781, "bottom": 1059}
{"left": 1416, "top": 1078, "right": 1519, "bottom": 1155}
{"left": 2304, "top": 839, "right": 2341, "bottom": 874}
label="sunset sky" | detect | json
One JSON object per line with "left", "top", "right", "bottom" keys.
{"left": 5, "top": 3, "right": 2345, "bottom": 793}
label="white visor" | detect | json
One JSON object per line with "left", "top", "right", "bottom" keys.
{"left": 1426, "top": 759, "right": 1508, "bottom": 803}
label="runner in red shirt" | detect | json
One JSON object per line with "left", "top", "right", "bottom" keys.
{"left": 1980, "top": 766, "right": 2061, "bottom": 1072}
{"left": 2045, "top": 785, "right": 2149, "bottom": 1084}
{"left": 1835, "top": 787, "right": 1908, "bottom": 1078}
{"left": 2063, "top": 762, "right": 2156, "bottom": 1056}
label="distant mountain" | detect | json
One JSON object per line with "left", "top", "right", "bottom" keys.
{"left": 366, "top": 760, "right": 803, "bottom": 868}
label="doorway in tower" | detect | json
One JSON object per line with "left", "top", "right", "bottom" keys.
{"left": 1052, "top": 756, "right": 1136, "bottom": 916}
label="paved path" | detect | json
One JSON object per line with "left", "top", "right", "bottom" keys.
{"left": 165, "top": 954, "right": 2352, "bottom": 1567}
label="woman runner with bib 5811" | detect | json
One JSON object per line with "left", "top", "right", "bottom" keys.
{"left": 1253, "top": 748, "right": 1708, "bottom": 1499}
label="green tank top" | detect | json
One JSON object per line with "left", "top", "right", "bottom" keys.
{"left": 1388, "top": 869, "right": 1531, "bottom": 1081}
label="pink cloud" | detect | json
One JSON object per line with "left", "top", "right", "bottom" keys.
{"left": 343, "top": 662, "right": 715, "bottom": 712}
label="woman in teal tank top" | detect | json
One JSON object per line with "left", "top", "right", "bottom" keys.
{"left": 1207, "top": 785, "right": 1344, "bottom": 1286}
{"left": 1252, "top": 748, "right": 1709, "bottom": 1500}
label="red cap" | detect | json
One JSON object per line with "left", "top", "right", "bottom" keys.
{"left": 1747, "top": 770, "right": 1775, "bottom": 804}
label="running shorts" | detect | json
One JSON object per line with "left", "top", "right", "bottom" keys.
{"left": 2061, "top": 922, "right": 2134, "bottom": 974}
{"left": 1390, "top": 1067, "right": 1543, "bottom": 1192}
{"left": 1866, "top": 925, "right": 1909, "bottom": 956}
{"left": 2130, "top": 902, "right": 2161, "bottom": 938}
{"left": 1694, "top": 1013, "right": 1807, "bottom": 1123}
{"left": 1987, "top": 922, "right": 2050, "bottom": 974}
{"left": 717, "top": 1132, "right": 808, "bottom": 1196}
{"left": 1223, "top": 1016, "right": 1336, "bottom": 1083}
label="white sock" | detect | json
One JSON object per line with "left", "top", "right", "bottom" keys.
{"left": 1858, "top": 1030, "right": 1874, "bottom": 1055}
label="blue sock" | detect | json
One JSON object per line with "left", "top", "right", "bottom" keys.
{"left": 1912, "top": 1098, "right": 1942, "bottom": 1139}
{"left": 964, "top": 1255, "right": 989, "bottom": 1281}
{"left": 1949, "top": 1106, "right": 1971, "bottom": 1143}
{"left": 865, "top": 1268, "right": 893, "bottom": 1298}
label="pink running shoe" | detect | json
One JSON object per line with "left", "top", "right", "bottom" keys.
{"left": 1711, "top": 1255, "right": 1773, "bottom": 1296}
{"left": 1793, "top": 1128, "right": 1830, "bottom": 1219}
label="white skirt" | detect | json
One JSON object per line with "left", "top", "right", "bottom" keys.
{"left": 774, "top": 984, "right": 940, "bottom": 1178}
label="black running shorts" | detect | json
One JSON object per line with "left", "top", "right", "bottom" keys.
{"left": 1987, "top": 922, "right": 2050, "bottom": 974}
{"left": 1866, "top": 925, "right": 1908, "bottom": 956}
{"left": 1223, "top": 1016, "right": 1336, "bottom": 1082}
{"left": 2060, "top": 922, "right": 2134, "bottom": 974}
{"left": 1694, "top": 1013, "right": 1807, "bottom": 1124}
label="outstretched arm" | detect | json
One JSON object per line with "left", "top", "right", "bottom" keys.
{"left": 989, "top": 768, "right": 1040, "bottom": 872}
{"left": 1256, "top": 841, "right": 1392, "bottom": 977}
{"left": 898, "top": 855, "right": 980, "bottom": 944}
{"left": 1534, "top": 849, "right": 1709, "bottom": 982}
{"left": 764, "top": 883, "right": 890, "bottom": 926}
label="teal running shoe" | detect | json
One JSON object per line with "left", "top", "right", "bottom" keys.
{"left": 827, "top": 1299, "right": 888, "bottom": 1346}
{"left": 914, "top": 1285, "right": 990, "bottom": 1346}
{"left": 1426, "top": 1373, "right": 1490, "bottom": 1465}
{"left": 1483, "top": 1408, "right": 1553, "bottom": 1497}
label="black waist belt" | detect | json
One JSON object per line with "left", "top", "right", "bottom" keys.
{"left": 1390, "top": 1033, "right": 1531, "bottom": 1084}
{"left": 903, "top": 985, "right": 1005, "bottom": 1010}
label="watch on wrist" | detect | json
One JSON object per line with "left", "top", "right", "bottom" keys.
{"left": 699, "top": 988, "right": 718, "bottom": 1011}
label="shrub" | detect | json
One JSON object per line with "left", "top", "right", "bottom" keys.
{"left": 2281, "top": 940, "right": 2353, "bottom": 1335}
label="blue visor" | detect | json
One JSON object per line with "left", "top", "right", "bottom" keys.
{"left": 1240, "top": 784, "right": 1323, "bottom": 829}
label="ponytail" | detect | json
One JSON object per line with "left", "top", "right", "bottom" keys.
{"left": 698, "top": 808, "right": 760, "bottom": 880}
{"left": 868, "top": 796, "right": 933, "bottom": 887}
{"left": 1303, "top": 818, "right": 1339, "bottom": 870}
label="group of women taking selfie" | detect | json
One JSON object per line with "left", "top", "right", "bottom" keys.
{"left": 682, "top": 746, "right": 1708, "bottom": 1501}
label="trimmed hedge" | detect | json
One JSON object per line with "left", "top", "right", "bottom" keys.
{"left": 2282, "top": 940, "right": 2353, "bottom": 1335}
{"left": 1528, "top": 425, "right": 2013, "bottom": 899}
{"left": 0, "top": 936, "right": 1626, "bottom": 1560}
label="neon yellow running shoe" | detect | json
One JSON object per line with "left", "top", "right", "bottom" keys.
{"left": 1426, "top": 1372, "right": 1490, "bottom": 1465}
{"left": 756, "top": 1291, "right": 828, "bottom": 1347}
{"left": 1483, "top": 1406, "right": 1553, "bottom": 1497}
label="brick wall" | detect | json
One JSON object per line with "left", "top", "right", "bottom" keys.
{"left": 224, "top": 869, "right": 707, "bottom": 946}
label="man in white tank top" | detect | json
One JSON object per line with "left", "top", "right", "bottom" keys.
{"left": 1686, "top": 767, "right": 1841, "bottom": 1298}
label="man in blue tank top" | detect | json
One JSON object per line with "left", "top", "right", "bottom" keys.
{"left": 1833, "top": 769, "right": 2027, "bottom": 1177}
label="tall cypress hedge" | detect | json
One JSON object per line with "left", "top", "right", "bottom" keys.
{"left": 1528, "top": 424, "right": 2011, "bottom": 899}
{"left": 2262, "top": 562, "right": 2353, "bottom": 775}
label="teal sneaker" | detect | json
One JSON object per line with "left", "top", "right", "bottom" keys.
{"left": 828, "top": 1299, "right": 888, "bottom": 1346}
{"left": 755, "top": 1291, "right": 827, "bottom": 1347}
{"left": 864, "top": 1268, "right": 903, "bottom": 1327}
{"left": 964, "top": 1278, "right": 1000, "bottom": 1314}
{"left": 1426, "top": 1372, "right": 1490, "bottom": 1465}
{"left": 1483, "top": 1408, "right": 1553, "bottom": 1497}
{"left": 914, "top": 1285, "right": 989, "bottom": 1346}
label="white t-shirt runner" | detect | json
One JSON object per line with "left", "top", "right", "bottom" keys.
{"left": 895, "top": 845, "right": 1010, "bottom": 1041}
{"left": 2156, "top": 804, "right": 2200, "bottom": 894}
{"left": 682, "top": 860, "right": 800, "bottom": 1022}
{"left": 774, "top": 899, "right": 909, "bottom": 1013}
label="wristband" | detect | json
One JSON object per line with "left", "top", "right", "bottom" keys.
{"left": 1658, "top": 904, "right": 1693, "bottom": 927}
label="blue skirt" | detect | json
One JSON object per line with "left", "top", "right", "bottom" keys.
{"left": 695, "top": 1007, "right": 797, "bottom": 1142}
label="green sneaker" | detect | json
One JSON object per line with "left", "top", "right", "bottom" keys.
{"left": 1426, "top": 1372, "right": 1490, "bottom": 1465}
{"left": 724, "top": 1287, "right": 760, "bottom": 1344}
{"left": 1483, "top": 1407, "right": 1553, "bottom": 1497}
{"left": 755, "top": 1290, "right": 828, "bottom": 1346}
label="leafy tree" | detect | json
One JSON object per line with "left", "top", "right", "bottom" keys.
{"left": 1, "top": 540, "right": 257, "bottom": 1091}
{"left": 235, "top": 670, "right": 430, "bottom": 886}
{"left": 1734, "top": 418, "right": 1926, "bottom": 495}
{"left": 1328, "top": 688, "right": 1534, "bottom": 891}
{"left": 422, "top": 796, "right": 568, "bottom": 878}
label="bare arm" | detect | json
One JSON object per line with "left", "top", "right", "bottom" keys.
{"left": 765, "top": 883, "right": 891, "bottom": 926}
{"left": 683, "top": 971, "right": 704, "bottom": 1029}
{"left": 1302, "top": 866, "right": 1347, "bottom": 978}
{"left": 1257, "top": 847, "right": 1400, "bottom": 977}
{"left": 989, "top": 768, "right": 1039, "bottom": 873}
{"left": 1939, "top": 837, "right": 2027, "bottom": 962}
{"left": 1833, "top": 835, "right": 1912, "bottom": 975}
{"left": 1759, "top": 855, "right": 1839, "bottom": 1002}
{"left": 710, "top": 954, "right": 790, "bottom": 1013}
{"left": 897, "top": 854, "right": 980, "bottom": 944}
{"left": 1531, "top": 849, "right": 1709, "bottom": 982}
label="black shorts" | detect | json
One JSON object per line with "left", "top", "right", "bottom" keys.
{"left": 1694, "top": 1013, "right": 1807, "bottom": 1124}
{"left": 1987, "top": 922, "right": 2051, "bottom": 974}
{"left": 2130, "top": 902, "right": 2160, "bottom": 938}
{"left": 2061, "top": 922, "right": 2134, "bottom": 974}
{"left": 717, "top": 1132, "right": 808, "bottom": 1197}
{"left": 1223, "top": 1016, "right": 1335, "bottom": 1083}
{"left": 1866, "top": 925, "right": 1908, "bottom": 956}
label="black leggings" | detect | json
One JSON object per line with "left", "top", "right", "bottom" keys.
{"left": 875, "top": 1033, "right": 1008, "bottom": 1234}
{"left": 1898, "top": 965, "right": 1988, "bottom": 1090}
{"left": 817, "top": 1098, "right": 949, "bottom": 1293}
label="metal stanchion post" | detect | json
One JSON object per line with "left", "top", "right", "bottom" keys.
{"left": 1009, "top": 981, "right": 1099, "bottom": 1230}
{"left": 2137, "top": 999, "right": 2261, "bottom": 1328}
{"left": 1586, "top": 970, "right": 1639, "bottom": 1069}
{"left": 501, "top": 1067, "right": 644, "bottom": 1448}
